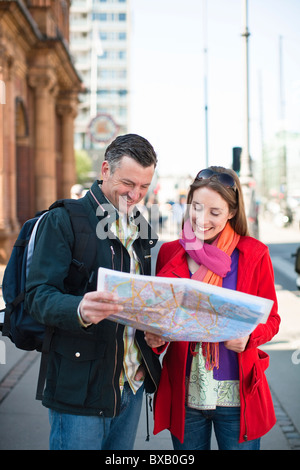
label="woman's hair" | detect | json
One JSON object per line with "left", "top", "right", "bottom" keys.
{"left": 186, "top": 166, "right": 250, "bottom": 236}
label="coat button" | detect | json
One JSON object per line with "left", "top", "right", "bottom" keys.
{"left": 75, "top": 352, "right": 81, "bottom": 358}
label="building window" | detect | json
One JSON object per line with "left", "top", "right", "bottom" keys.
{"left": 118, "top": 13, "right": 126, "bottom": 21}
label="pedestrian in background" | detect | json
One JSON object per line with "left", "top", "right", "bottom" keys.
{"left": 25, "top": 134, "right": 161, "bottom": 450}
{"left": 145, "top": 166, "right": 280, "bottom": 450}
{"left": 70, "top": 183, "right": 84, "bottom": 199}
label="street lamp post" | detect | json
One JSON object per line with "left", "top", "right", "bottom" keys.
{"left": 278, "top": 35, "right": 288, "bottom": 211}
{"left": 240, "top": 0, "right": 258, "bottom": 237}
{"left": 203, "top": 0, "right": 209, "bottom": 168}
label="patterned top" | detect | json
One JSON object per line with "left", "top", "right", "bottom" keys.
{"left": 186, "top": 250, "right": 240, "bottom": 409}
{"left": 186, "top": 343, "right": 240, "bottom": 409}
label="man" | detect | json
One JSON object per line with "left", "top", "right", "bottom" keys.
{"left": 25, "top": 134, "right": 161, "bottom": 450}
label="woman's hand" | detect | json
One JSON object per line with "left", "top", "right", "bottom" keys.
{"left": 224, "top": 335, "right": 249, "bottom": 353}
{"left": 144, "top": 332, "right": 166, "bottom": 349}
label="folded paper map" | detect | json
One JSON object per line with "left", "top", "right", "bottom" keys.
{"left": 97, "top": 268, "right": 274, "bottom": 342}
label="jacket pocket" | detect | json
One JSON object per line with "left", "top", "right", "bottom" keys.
{"left": 50, "top": 335, "right": 106, "bottom": 407}
{"left": 248, "top": 349, "right": 269, "bottom": 397}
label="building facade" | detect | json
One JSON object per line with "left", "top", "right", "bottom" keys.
{"left": 261, "top": 131, "right": 300, "bottom": 200}
{"left": 70, "top": 0, "right": 130, "bottom": 172}
{"left": 0, "top": 0, "right": 82, "bottom": 263}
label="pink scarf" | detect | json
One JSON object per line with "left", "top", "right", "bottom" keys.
{"left": 179, "top": 219, "right": 240, "bottom": 370}
{"left": 179, "top": 219, "right": 232, "bottom": 280}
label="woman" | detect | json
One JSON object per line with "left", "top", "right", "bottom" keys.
{"left": 145, "top": 167, "right": 280, "bottom": 450}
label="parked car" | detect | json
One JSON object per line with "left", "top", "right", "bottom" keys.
{"left": 292, "top": 247, "right": 300, "bottom": 290}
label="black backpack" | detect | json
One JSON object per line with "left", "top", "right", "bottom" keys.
{"left": 0, "top": 198, "right": 96, "bottom": 355}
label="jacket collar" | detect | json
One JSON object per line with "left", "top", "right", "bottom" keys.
{"left": 157, "top": 243, "right": 190, "bottom": 278}
{"left": 86, "top": 180, "right": 158, "bottom": 249}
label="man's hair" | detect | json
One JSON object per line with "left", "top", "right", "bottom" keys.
{"left": 104, "top": 134, "right": 158, "bottom": 173}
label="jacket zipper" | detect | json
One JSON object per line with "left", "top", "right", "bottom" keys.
{"left": 134, "top": 252, "right": 144, "bottom": 274}
{"left": 110, "top": 242, "right": 123, "bottom": 417}
{"left": 112, "top": 323, "right": 119, "bottom": 417}
{"left": 120, "top": 243, "right": 124, "bottom": 272}
{"left": 110, "top": 246, "right": 115, "bottom": 270}
{"left": 137, "top": 340, "right": 158, "bottom": 393}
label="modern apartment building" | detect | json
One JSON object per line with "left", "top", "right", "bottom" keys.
{"left": 70, "top": 0, "right": 130, "bottom": 157}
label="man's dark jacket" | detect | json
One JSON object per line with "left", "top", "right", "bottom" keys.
{"left": 25, "top": 181, "right": 161, "bottom": 417}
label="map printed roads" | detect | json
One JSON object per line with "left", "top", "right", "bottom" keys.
{"left": 97, "top": 268, "right": 273, "bottom": 342}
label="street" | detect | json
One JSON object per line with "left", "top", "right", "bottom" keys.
{"left": 267, "top": 242, "right": 299, "bottom": 292}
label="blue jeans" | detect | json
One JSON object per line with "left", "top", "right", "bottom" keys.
{"left": 172, "top": 406, "right": 260, "bottom": 450}
{"left": 48, "top": 382, "right": 144, "bottom": 450}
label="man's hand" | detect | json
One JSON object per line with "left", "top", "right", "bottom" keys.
{"left": 134, "top": 364, "right": 146, "bottom": 381}
{"left": 79, "top": 291, "right": 123, "bottom": 325}
{"left": 224, "top": 335, "right": 249, "bottom": 353}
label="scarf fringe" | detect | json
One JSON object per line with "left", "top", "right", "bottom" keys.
{"left": 189, "top": 342, "right": 220, "bottom": 370}
{"left": 189, "top": 342, "right": 198, "bottom": 356}
{"left": 202, "top": 342, "right": 220, "bottom": 371}
{"left": 183, "top": 221, "right": 240, "bottom": 372}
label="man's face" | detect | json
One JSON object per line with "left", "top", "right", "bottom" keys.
{"left": 101, "top": 156, "right": 155, "bottom": 214}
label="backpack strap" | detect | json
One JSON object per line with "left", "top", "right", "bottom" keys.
{"left": 62, "top": 199, "right": 97, "bottom": 291}
{"left": 49, "top": 199, "right": 96, "bottom": 290}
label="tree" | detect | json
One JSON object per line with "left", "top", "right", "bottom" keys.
{"left": 75, "top": 149, "right": 92, "bottom": 185}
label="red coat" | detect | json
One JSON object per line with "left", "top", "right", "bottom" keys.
{"left": 153, "top": 236, "right": 281, "bottom": 444}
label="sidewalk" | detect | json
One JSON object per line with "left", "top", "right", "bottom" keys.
{"left": 1, "top": 291, "right": 299, "bottom": 451}
{"left": 0, "top": 218, "right": 300, "bottom": 450}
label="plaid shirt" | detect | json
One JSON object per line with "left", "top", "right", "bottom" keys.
{"left": 111, "top": 213, "right": 143, "bottom": 394}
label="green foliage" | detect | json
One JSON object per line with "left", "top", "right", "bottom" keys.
{"left": 75, "top": 149, "right": 92, "bottom": 185}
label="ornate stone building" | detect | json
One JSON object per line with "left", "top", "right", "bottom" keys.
{"left": 0, "top": 0, "right": 82, "bottom": 263}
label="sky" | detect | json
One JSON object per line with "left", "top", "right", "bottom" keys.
{"left": 129, "top": 0, "right": 300, "bottom": 177}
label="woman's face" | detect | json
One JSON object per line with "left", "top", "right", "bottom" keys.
{"left": 190, "top": 186, "right": 235, "bottom": 242}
